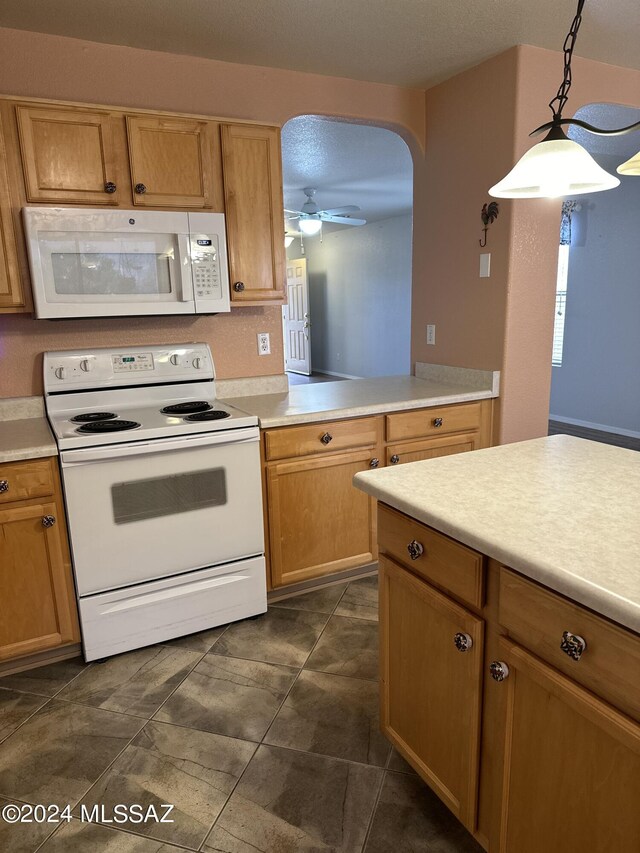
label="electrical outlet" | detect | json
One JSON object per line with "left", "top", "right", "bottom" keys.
{"left": 257, "top": 333, "right": 271, "bottom": 355}
{"left": 426, "top": 324, "right": 436, "bottom": 346}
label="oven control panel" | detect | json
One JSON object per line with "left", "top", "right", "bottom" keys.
{"left": 44, "top": 344, "right": 214, "bottom": 392}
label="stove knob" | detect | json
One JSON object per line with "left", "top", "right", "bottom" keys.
{"left": 80, "top": 359, "right": 92, "bottom": 372}
{"left": 193, "top": 357, "right": 203, "bottom": 369}
{"left": 170, "top": 354, "right": 181, "bottom": 366}
{"left": 54, "top": 367, "right": 66, "bottom": 380}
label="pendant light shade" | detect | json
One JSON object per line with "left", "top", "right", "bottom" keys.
{"left": 617, "top": 150, "right": 640, "bottom": 176}
{"left": 489, "top": 131, "right": 620, "bottom": 199}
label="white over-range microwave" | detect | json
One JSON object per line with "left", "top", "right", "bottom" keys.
{"left": 23, "top": 207, "right": 231, "bottom": 319}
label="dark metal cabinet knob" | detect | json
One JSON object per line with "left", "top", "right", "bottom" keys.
{"left": 42, "top": 515, "right": 56, "bottom": 528}
{"left": 454, "top": 632, "right": 473, "bottom": 652}
{"left": 320, "top": 432, "right": 333, "bottom": 445}
{"left": 407, "top": 540, "right": 424, "bottom": 560}
{"left": 390, "top": 454, "right": 400, "bottom": 464}
{"left": 433, "top": 417, "right": 443, "bottom": 428}
{"left": 104, "top": 181, "right": 117, "bottom": 194}
{"left": 134, "top": 183, "right": 147, "bottom": 194}
{"left": 560, "top": 631, "right": 587, "bottom": 661}
{"left": 369, "top": 458, "right": 380, "bottom": 468}
{"left": 489, "top": 661, "right": 510, "bottom": 682}
{"left": 0, "top": 479, "right": 8, "bottom": 493}
{"left": 233, "top": 282, "right": 245, "bottom": 292}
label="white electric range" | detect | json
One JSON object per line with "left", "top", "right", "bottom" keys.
{"left": 44, "top": 343, "right": 266, "bottom": 661}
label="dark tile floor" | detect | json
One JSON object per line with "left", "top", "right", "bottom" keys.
{"left": 0, "top": 574, "right": 483, "bottom": 853}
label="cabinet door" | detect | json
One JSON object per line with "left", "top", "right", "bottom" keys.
{"left": 267, "top": 448, "right": 378, "bottom": 587}
{"left": 0, "top": 500, "right": 80, "bottom": 660}
{"left": 0, "top": 115, "right": 24, "bottom": 309}
{"left": 16, "top": 105, "right": 121, "bottom": 205}
{"left": 126, "top": 115, "right": 221, "bottom": 209}
{"left": 221, "top": 124, "right": 286, "bottom": 304}
{"left": 386, "top": 431, "right": 481, "bottom": 466}
{"left": 379, "top": 554, "right": 484, "bottom": 830}
{"left": 496, "top": 640, "right": 640, "bottom": 853}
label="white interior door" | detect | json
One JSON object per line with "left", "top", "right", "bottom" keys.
{"left": 283, "top": 258, "right": 311, "bottom": 375}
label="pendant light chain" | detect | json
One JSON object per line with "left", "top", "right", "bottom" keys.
{"left": 548, "top": 0, "right": 587, "bottom": 121}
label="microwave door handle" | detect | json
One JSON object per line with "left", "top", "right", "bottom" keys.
{"left": 176, "top": 234, "right": 194, "bottom": 302}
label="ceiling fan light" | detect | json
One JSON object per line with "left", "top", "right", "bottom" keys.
{"left": 617, "top": 149, "right": 640, "bottom": 176}
{"left": 489, "top": 135, "right": 620, "bottom": 199}
{"left": 299, "top": 216, "right": 323, "bottom": 235}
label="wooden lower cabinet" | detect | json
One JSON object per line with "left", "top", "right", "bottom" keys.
{"left": 267, "top": 448, "right": 378, "bottom": 587}
{"left": 496, "top": 640, "right": 640, "bottom": 853}
{"left": 386, "top": 431, "right": 482, "bottom": 466}
{"left": 0, "top": 459, "right": 80, "bottom": 661}
{"left": 377, "top": 504, "right": 640, "bottom": 851}
{"left": 379, "top": 555, "right": 484, "bottom": 830}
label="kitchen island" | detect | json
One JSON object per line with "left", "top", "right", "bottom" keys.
{"left": 353, "top": 435, "right": 640, "bottom": 853}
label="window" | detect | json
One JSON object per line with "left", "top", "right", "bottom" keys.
{"left": 552, "top": 243, "right": 570, "bottom": 367}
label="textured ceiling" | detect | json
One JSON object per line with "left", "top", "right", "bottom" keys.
{"left": 282, "top": 117, "right": 413, "bottom": 227}
{"left": 0, "top": 0, "right": 638, "bottom": 88}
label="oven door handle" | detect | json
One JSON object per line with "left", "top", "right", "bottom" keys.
{"left": 60, "top": 428, "right": 259, "bottom": 466}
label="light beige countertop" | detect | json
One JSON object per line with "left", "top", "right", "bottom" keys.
{"left": 222, "top": 370, "right": 498, "bottom": 429}
{"left": 354, "top": 435, "right": 640, "bottom": 633}
{"left": 0, "top": 397, "right": 57, "bottom": 463}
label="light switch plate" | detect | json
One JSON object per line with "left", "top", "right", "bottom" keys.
{"left": 426, "top": 324, "right": 436, "bottom": 346}
{"left": 480, "top": 253, "right": 491, "bottom": 278}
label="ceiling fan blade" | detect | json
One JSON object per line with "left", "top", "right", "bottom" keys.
{"left": 320, "top": 205, "right": 361, "bottom": 216}
{"left": 284, "top": 209, "right": 304, "bottom": 216}
{"left": 320, "top": 214, "right": 367, "bottom": 226}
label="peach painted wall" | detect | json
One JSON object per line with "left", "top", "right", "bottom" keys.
{"left": 0, "top": 27, "right": 425, "bottom": 397}
{"left": 412, "top": 44, "right": 640, "bottom": 444}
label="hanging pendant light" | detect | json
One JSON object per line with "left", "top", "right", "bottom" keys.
{"left": 617, "top": 150, "right": 640, "bottom": 176}
{"left": 489, "top": 0, "right": 640, "bottom": 199}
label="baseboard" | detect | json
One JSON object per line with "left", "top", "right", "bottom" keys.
{"left": 549, "top": 415, "right": 640, "bottom": 440}
{"left": 313, "top": 369, "right": 362, "bottom": 380}
{"left": 268, "top": 563, "right": 378, "bottom": 603}
{"left": 0, "top": 643, "right": 83, "bottom": 677}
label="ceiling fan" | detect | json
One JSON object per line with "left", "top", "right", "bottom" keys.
{"left": 285, "top": 187, "right": 366, "bottom": 235}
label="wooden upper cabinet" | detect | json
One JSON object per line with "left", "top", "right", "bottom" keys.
{"left": 0, "top": 114, "right": 24, "bottom": 309}
{"left": 221, "top": 123, "right": 286, "bottom": 304}
{"left": 125, "top": 115, "right": 222, "bottom": 209}
{"left": 16, "top": 105, "right": 121, "bottom": 205}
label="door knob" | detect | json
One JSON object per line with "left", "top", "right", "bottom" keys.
{"left": 489, "top": 661, "right": 510, "bottom": 682}
{"left": 0, "top": 480, "right": 8, "bottom": 493}
{"left": 454, "top": 632, "right": 473, "bottom": 652}
{"left": 433, "top": 418, "right": 443, "bottom": 428}
{"left": 407, "top": 540, "right": 424, "bottom": 560}
{"left": 104, "top": 181, "right": 117, "bottom": 193}
{"left": 390, "top": 454, "right": 400, "bottom": 464}
{"left": 233, "top": 282, "right": 245, "bottom": 292}
{"left": 134, "top": 183, "right": 147, "bottom": 194}
{"left": 320, "top": 432, "right": 333, "bottom": 445}
{"left": 560, "top": 631, "right": 587, "bottom": 661}
{"left": 369, "top": 458, "right": 380, "bottom": 468}
{"left": 42, "top": 515, "right": 56, "bottom": 528}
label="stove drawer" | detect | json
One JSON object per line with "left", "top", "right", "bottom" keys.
{"left": 79, "top": 555, "right": 267, "bottom": 660}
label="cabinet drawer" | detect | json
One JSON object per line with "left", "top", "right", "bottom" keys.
{"left": 0, "top": 458, "right": 55, "bottom": 505}
{"left": 378, "top": 504, "right": 484, "bottom": 608}
{"left": 385, "top": 402, "right": 482, "bottom": 442}
{"left": 499, "top": 568, "right": 640, "bottom": 721}
{"left": 264, "top": 417, "right": 380, "bottom": 461}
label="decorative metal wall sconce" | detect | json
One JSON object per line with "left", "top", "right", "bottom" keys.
{"left": 480, "top": 201, "right": 499, "bottom": 247}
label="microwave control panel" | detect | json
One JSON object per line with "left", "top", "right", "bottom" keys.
{"left": 191, "top": 235, "right": 222, "bottom": 301}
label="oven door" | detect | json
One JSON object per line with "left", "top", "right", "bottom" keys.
{"left": 60, "top": 429, "right": 264, "bottom": 595}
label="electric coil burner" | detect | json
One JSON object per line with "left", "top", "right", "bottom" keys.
{"left": 161, "top": 401, "right": 212, "bottom": 415}
{"left": 71, "top": 412, "right": 118, "bottom": 423}
{"left": 76, "top": 419, "right": 141, "bottom": 434}
{"left": 184, "top": 410, "right": 231, "bottom": 422}
{"left": 43, "top": 342, "right": 266, "bottom": 663}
